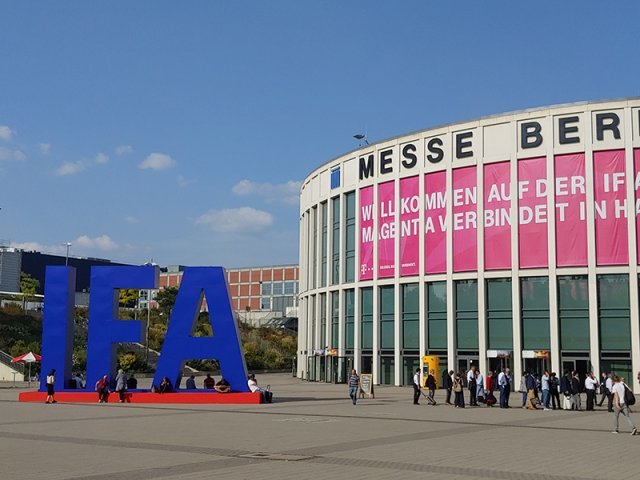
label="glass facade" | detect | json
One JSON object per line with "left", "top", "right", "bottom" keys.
{"left": 344, "top": 289, "right": 355, "bottom": 349}
{"left": 558, "top": 276, "right": 589, "bottom": 351}
{"left": 379, "top": 285, "right": 395, "bottom": 350}
{"left": 361, "top": 287, "right": 373, "bottom": 350}
{"left": 521, "top": 277, "right": 550, "bottom": 350}
{"left": 319, "top": 293, "right": 327, "bottom": 348}
{"left": 402, "top": 283, "right": 419, "bottom": 350}
{"left": 486, "top": 279, "right": 513, "bottom": 349}
{"left": 427, "top": 282, "right": 447, "bottom": 350}
{"left": 330, "top": 291, "right": 339, "bottom": 348}
{"left": 455, "top": 280, "right": 478, "bottom": 349}
{"left": 320, "top": 202, "right": 328, "bottom": 287}
{"left": 331, "top": 197, "right": 340, "bottom": 285}
{"left": 344, "top": 192, "right": 356, "bottom": 283}
{"left": 597, "top": 275, "right": 630, "bottom": 351}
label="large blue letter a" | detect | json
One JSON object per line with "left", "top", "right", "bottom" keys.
{"left": 153, "top": 267, "right": 248, "bottom": 392}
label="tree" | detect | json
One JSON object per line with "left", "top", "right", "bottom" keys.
{"left": 119, "top": 289, "right": 139, "bottom": 308}
{"left": 156, "top": 286, "right": 179, "bottom": 317}
{"left": 20, "top": 272, "right": 40, "bottom": 310}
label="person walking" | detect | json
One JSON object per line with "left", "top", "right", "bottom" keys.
{"left": 443, "top": 369, "right": 454, "bottom": 405}
{"left": 525, "top": 371, "right": 537, "bottom": 410}
{"left": 348, "top": 368, "right": 359, "bottom": 405}
{"left": 115, "top": 369, "right": 128, "bottom": 403}
{"left": 549, "top": 372, "right": 561, "bottom": 410}
{"left": 425, "top": 369, "right": 437, "bottom": 405}
{"left": 467, "top": 366, "right": 478, "bottom": 406}
{"left": 597, "top": 372, "right": 609, "bottom": 407}
{"left": 412, "top": 367, "right": 421, "bottom": 405}
{"left": 584, "top": 371, "right": 598, "bottom": 411}
{"left": 611, "top": 376, "right": 638, "bottom": 435}
{"left": 45, "top": 369, "right": 57, "bottom": 404}
{"left": 453, "top": 372, "right": 465, "bottom": 408}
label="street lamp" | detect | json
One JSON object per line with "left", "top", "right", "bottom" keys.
{"left": 63, "top": 242, "right": 72, "bottom": 266}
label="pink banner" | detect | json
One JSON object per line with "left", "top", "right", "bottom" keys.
{"left": 452, "top": 166, "right": 477, "bottom": 272}
{"left": 425, "top": 171, "right": 446, "bottom": 273}
{"left": 400, "top": 176, "right": 419, "bottom": 276}
{"left": 518, "top": 157, "right": 548, "bottom": 268}
{"left": 378, "top": 181, "right": 395, "bottom": 278}
{"left": 554, "top": 153, "right": 587, "bottom": 267}
{"left": 636, "top": 149, "right": 640, "bottom": 264}
{"left": 484, "top": 162, "right": 511, "bottom": 270}
{"left": 359, "top": 186, "right": 374, "bottom": 281}
{"left": 594, "top": 150, "right": 628, "bottom": 265}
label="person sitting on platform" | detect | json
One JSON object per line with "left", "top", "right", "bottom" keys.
{"left": 203, "top": 374, "right": 216, "bottom": 389}
{"left": 214, "top": 377, "right": 231, "bottom": 393}
{"left": 158, "top": 376, "right": 173, "bottom": 394}
{"left": 185, "top": 375, "right": 197, "bottom": 390}
{"left": 95, "top": 375, "right": 109, "bottom": 403}
{"left": 248, "top": 374, "right": 272, "bottom": 403}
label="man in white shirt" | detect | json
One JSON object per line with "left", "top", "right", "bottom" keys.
{"left": 541, "top": 371, "right": 550, "bottom": 411}
{"left": 498, "top": 368, "right": 510, "bottom": 408}
{"left": 611, "top": 376, "right": 637, "bottom": 435}
{"left": 604, "top": 373, "right": 615, "bottom": 412}
{"left": 413, "top": 368, "right": 421, "bottom": 405}
{"left": 467, "top": 366, "right": 478, "bottom": 406}
{"left": 584, "top": 372, "right": 599, "bottom": 411}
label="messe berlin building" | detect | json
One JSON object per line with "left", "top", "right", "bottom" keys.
{"left": 297, "top": 98, "right": 640, "bottom": 388}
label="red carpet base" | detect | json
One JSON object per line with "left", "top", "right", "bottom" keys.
{"left": 19, "top": 390, "right": 263, "bottom": 404}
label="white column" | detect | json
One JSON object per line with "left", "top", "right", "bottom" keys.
{"left": 477, "top": 160, "right": 487, "bottom": 377}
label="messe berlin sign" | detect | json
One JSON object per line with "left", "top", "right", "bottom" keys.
{"left": 39, "top": 265, "right": 249, "bottom": 393}
{"left": 359, "top": 149, "right": 640, "bottom": 280}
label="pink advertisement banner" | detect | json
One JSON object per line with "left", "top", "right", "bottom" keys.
{"left": 453, "top": 166, "right": 477, "bottom": 272}
{"left": 400, "top": 176, "right": 420, "bottom": 277}
{"left": 554, "top": 153, "right": 587, "bottom": 266}
{"left": 594, "top": 149, "right": 628, "bottom": 265}
{"left": 518, "top": 157, "right": 548, "bottom": 268}
{"left": 425, "top": 171, "right": 446, "bottom": 274}
{"left": 358, "top": 185, "right": 374, "bottom": 281}
{"left": 378, "top": 181, "right": 395, "bottom": 278}
{"left": 484, "top": 162, "right": 511, "bottom": 270}
{"left": 636, "top": 149, "right": 640, "bottom": 264}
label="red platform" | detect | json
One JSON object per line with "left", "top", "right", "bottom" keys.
{"left": 19, "top": 390, "right": 262, "bottom": 404}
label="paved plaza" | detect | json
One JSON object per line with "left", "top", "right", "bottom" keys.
{"left": 1, "top": 373, "right": 639, "bottom": 480}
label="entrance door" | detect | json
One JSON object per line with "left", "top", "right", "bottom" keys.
{"left": 488, "top": 357, "right": 512, "bottom": 375}
{"left": 457, "top": 356, "right": 479, "bottom": 374}
{"left": 524, "top": 358, "right": 549, "bottom": 376}
{"left": 562, "top": 358, "right": 589, "bottom": 385}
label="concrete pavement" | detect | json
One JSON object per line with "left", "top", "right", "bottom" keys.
{"left": 0, "top": 374, "right": 638, "bottom": 480}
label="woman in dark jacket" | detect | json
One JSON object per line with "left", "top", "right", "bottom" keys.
{"left": 453, "top": 373, "right": 465, "bottom": 408}
{"left": 425, "top": 370, "right": 437, "bottom": 405}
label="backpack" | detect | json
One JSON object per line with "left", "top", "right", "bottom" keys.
{"left": 625, "top": 386, "right": 636, "bottom": 406}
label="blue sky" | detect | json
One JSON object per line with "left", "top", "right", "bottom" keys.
{"left": 1, "top": 2, "right": 639, "bottom": 267}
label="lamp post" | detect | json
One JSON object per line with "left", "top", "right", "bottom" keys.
{"left": 64, "top": 242, "right": 72, "bottom": 266}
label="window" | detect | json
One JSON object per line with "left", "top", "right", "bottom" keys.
{"left": 558, "top": 276, "right": 589, "bottom": 350}
{"left": 261, "top": 297, "right": 271, "bottom": 310}
{"left": 319, "top": 293, "right": 327, "bottom": 348}
{"left": 330, "top": 167, "right": 340, "bottom": 189}
{"left": 284, "top": 282, "right": 295, "bottom": 295}
{"left": 311, "top": 207, "right": 317, "bottom": 289}
{"left": 309, "top": 295, "right": 315, "bottom": 349}
{"left": 486, "top": 279, "right": 512, "bottom": 349}
{"left": 345, "top": 289, "right": 355, "bottom": 349}
{"left": 331, "top": 198, "right": 340, "bottom": 285}
{"left": 402, "top": 284, "right": 419, "bottom": 349}
{"left": 261, "top": 282, "right": 271, "bottom": 295}
{"left": 427, "top": 282, "right": 447, "bottom": 350}
{"left": 521, "top": 277, "right": 550, "bottom": 349}
{"left": 320, "top": 202, "right": 328, "bottom": 287}
{"left": 380, "top": 286, "right": 395, "bottom": 350}
{"left": 455, "top": 280, "right": 478, "bottom": 349}
{"left": 344, "top": 192, "right": 356, "bottom": 283}
{"left": 272, "top": 282, "right": 283, "bottom": 295}
{"left": 331, "top": 291, "right": 339, "bottom": 348}
{"left": 598, "top": 275, "right": 630, "bottom": 351}
{"left": 361, "top": 287, "right": 373, "bottom": 350}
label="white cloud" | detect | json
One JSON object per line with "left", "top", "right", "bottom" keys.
{"left": 95, "top": 153, "right": 109, "bottom": 164}
{"left": 176, "top": 175, "right": 189, "bottom": 188}
{"left": 39, "top": 143, "right": 51, "bottom": 154}
{"left": 139, "top": 152, "right": 175, "bottom": 171}
{"left": 195, "top": 207, "right": 273, "bottom": 233}
{"left": 232, "top": 179, "right": 301, "bottom": 205}
{"left": 0, "top": 147, "right": 26, "bottom": 162}
{"left": 0, "top": 126, "right": 13, "bottom": 141}
{"left": 10, "top": 234, "right": 118, "bottom": 255}
{"left": 115, "top": 145, "right": 133, "bottom": 156}
{"left": 124, "top": 215, "right": 139, "bottom": 224}
{"left": 75, "top": 234, "right": 118, "bottom": 251}
{"left": 55, "top": 160, "right": 86, "bottom": 176}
